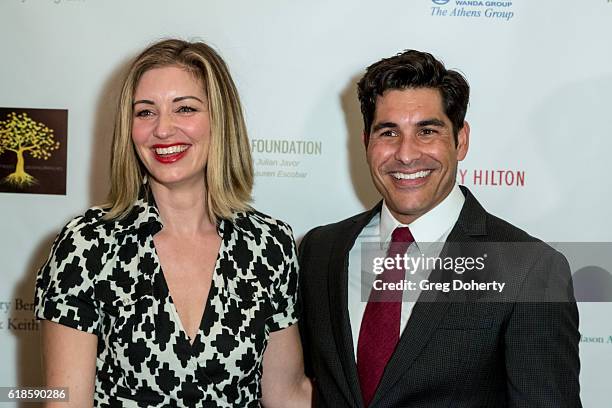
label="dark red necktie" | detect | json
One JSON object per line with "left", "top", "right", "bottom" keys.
{"left": 357, "top": 226, "right": 414, "bottom": 407}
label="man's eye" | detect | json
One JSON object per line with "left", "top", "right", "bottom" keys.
{"left": 380, "top": 130, "right": 397, "bottom": 137}
{"left": 177, "top": 106, "right": 196, "bottom": 113}
{"left": 420, "top": 128, "right": 436, "bottom": 136}
{"left": 135, "top": 109, "right": 153, "bottom": 117}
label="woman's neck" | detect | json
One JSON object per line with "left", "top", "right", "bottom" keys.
{"left": 148, "top": 178, "right": 215, "bottom": 237}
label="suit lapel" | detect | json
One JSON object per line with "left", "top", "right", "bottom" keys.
{"left": 369, "top": 187, "right": 488, "bottom": 406}
{"left": 328, "top": 203, "right": 381, "bottom": 408}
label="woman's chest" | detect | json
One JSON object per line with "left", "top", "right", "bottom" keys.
{"left": 93, "top": 231, "right": 277, "bottom": 394}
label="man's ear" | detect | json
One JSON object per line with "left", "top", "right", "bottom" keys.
{"left": 456, "top": 121, "right": 470, "bottom": 161}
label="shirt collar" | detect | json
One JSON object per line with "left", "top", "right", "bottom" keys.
{"left": 107, "top": 185, "right": 163, "bottom": 237}
{"left": 379, "top": 183, "right": 465, "bottom": 244}
{"left": 222, "top": 211, "right": 257, "bottom": 239}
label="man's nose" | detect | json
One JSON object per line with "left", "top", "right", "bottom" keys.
{"left": 394, "top": 134, "right": 422, "bottom": 164}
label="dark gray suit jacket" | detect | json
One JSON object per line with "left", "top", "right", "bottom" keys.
{"left": 298, "top": 186, "right": 581, "bottom": 408}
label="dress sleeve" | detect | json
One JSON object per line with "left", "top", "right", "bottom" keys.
{"left": 267, "top": 224, "right": 300, "bottom": 332}
{"left": 34, "top": 216, "right": 103, "bottom": 336}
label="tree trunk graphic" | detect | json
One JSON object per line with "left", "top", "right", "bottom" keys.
{"left": 5, "top": 148, "right": 36, "bottom": 186}
{"left": 0, "top": 112, "right": 59, "bottom": 188}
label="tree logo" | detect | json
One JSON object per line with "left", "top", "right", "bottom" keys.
{"left": 0, "top": 112, "right": 60, "bottom": 187}
{"left": 0, "top": 108, "right": 67, "bottom": 195}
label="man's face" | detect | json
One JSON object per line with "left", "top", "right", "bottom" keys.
{"left": 365, "top": 87, "right": 469, "bottom": 224}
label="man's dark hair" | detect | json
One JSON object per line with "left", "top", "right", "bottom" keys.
{"left": 357, "top": 50, "right": 470, "bottom": 145}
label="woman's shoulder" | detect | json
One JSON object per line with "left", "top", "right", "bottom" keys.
{"left": 57, "top": 206, "right": 112, "bottom": 241}
{"left": 41, "top": 206, "right": 114, "bottom": 269}
{"left": 233, "top": 209, "right": 294, "bottom": 237}
{"left": 231, "top": 210, "right": 297, "bottom": 259}
{"left": 58, "top": 200, "right": 158, "bottom": 242}
{"left": 35, "top": 207, "right": 113, "bottom": 296}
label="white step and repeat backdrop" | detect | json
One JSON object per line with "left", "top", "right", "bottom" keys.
{"left": 1, "top": 0, "right": 611, "bottom": 406}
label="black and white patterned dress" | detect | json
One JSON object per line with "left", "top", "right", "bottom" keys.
{"left": 34, "top": 192, "right": 299, "bottom": 407}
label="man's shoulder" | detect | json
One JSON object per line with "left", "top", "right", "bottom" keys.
{"left": 482, "top": 211, "right": 540, "bottom": 243}
{"left": 467, "top": 200, "right": 564, "bottom": 266}
{"left": 457, "top": 187, "right": 564, "bottom": 263}
{"left": 459, "top": 186, "right": 542, "bottom": 243}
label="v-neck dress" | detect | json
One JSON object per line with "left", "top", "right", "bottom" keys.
{"left": 34, "top": 195, "right": 299, "bottom": 407}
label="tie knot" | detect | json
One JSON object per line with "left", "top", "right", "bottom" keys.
{"left": 391, "top": 226, "right": 414, "bottom": 244}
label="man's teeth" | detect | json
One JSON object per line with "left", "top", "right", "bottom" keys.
{"left": 391, "top": 170, "right": 431, "bottom": 180}
{"left": 155, "top": 145, "right": 189, "bottom": 155}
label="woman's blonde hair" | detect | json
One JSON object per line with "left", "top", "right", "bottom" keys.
{"left": 105, "top": 38, "right": 253, "bottom": 222}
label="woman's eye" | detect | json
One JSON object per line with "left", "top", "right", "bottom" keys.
{"left": 177, "top": 106, "right": 196, "bottom": 113}
{"left": 135, "top": 109, "right": 153, "bottom": 118}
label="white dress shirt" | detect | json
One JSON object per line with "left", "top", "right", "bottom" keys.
{"left": 347, "top": 184, "right": 466, "bottom": 357}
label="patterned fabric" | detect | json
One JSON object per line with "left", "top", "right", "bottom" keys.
{"left": 34, "top": 191, "right": 299, "bottom": 407}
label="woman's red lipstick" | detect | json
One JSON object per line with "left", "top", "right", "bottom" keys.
{"left": 152, "top": 143, "right": 190, "bottom": 164}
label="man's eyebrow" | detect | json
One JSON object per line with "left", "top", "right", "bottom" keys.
{"left": 371, "top": 121, "right": 398, "bottom": 133}
{"left": 417, "top": 118, "right": 446, "bottom": 128}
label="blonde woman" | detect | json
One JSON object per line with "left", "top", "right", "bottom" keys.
{"left": 35, "top": 39, "right": 312, "bottom": 407}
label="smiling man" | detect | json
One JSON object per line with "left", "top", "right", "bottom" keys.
{"left": 298, "top": 50, "right": 581, "bottom": 407}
